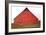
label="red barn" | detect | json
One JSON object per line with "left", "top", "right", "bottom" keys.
{"left": 11, "top": 8, "right": 40, "bottom": 28}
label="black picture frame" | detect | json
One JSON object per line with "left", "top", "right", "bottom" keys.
{"left": 5, "top": 0, "right": 45, "bottom": 35}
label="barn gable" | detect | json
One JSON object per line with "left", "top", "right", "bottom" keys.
{"left": 11, "top": 8, "right": 40, "bottom": 29}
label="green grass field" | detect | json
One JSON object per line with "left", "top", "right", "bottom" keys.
{"left": 11, "top": 22, "right": 40, "bottom": 29}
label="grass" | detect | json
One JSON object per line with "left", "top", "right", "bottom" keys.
{"left": 11, "top": 22, "right": 40, "bottom": 29}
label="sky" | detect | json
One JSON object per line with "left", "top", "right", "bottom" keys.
{"left": 10, "top": 4, "right": 43, "bottom": 23}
